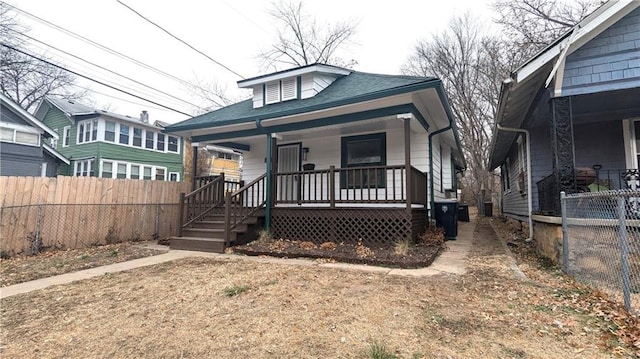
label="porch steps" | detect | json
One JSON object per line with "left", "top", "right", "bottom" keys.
{"left": 169, "top": 213, "right": 262, "bottom": 253}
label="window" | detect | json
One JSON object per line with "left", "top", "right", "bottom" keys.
{"left": 105, "top": 121, "right": 116, "bottom": 142}
{"left": 0, "top": 125, "right": 40, "bottom": 146}
{"left": 115, "top": 163, "right": 127, "bottom": 179}
{"left": 74, "top": 160, "right": 93, "bottom": 177}
{"left": 102, "top": 161, "right": 113, "bottom": 178}
{"left": 143, "top": 166, "right": 152, "bottom": 180}
{"left": 131, "top": 164, "right": 140, "bottom": 179}
{"left": 156, "top": 133, "right": 165, "bottom": 151}
{"left": 119, "top": 124, "right": 130, "bottom": 145}
{"left": 155, "top": 168, "right": 165, "bottom": 181}
{"left": 169, "top": 172, "right": 180, "bottom": 182}
{"left": 340, "top": 133, "right": 386, "bottom": 188}
{"left": 133, "top": 128, "right": 142, "bottom": 147}
{"left": 167, "top": 135, "right": 179, "bottom": 152}
{"left": 63, "top": 126, "right": 71, "bottom": 147}
{"left": 265, "top": 81, "right": 280, "bottom": 104}
{"left": 0, "top": 127, "right": 13, "bottom": 141}
{"left": 50, "top": 128, "right": 58, "bottom": 148}
{"left": 77, "top": 120, "right": 98, "bottom": 144}
{"left": 281, "top": 78, "right": 297, "bottom": 101}
{"left": 145, "top": 131, "right": 154, "bottom": 149}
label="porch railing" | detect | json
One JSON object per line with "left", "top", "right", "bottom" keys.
{"left": 537, "top": 169, "right": 639, "bottom": 216}
{"left": 179, "top": 174, "right": 226, "bottom": 236}
{"left": 275, "top": 165, "right": 427, "bottom": 207}
{"left": 224, "top": 173, "right": 267, "bottom": 242}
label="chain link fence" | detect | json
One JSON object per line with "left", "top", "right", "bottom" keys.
{"left": 0, "top": 203, "right": 181, "bottom": 257}
{"left": 561, "top": 190, "right": 640, "bottom": 314}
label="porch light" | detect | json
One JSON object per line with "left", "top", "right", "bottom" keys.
{"left": 302, "top": 147, "right": 309, "bottom": 161}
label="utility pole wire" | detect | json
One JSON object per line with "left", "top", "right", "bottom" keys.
{"left": 116, "top": 0, "right": 245, "bottom": 79}
{"left": 2, "top": 2, "right": 222, "bottom": 100}
{"left": 16, "top": 31, "right": 203, "bottom": 110}
{"left": 1, "top": 43, "right": 192, "bottom": 117}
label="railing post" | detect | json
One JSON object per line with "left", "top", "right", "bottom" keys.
{"left": 220, "top": 173, "right": 225, "bottom": 203}
{"left": 560, "top": 191, "right": 568, "bottom": 273}
{"left": 178, "top": 192, "right": 185, "bottom": 237}
{"left": 618, "top": 195, "right": 632, "bottom": 312}
{"left": 329, "top": 166, "right": 336, "bottom": 207}
{"left": 224, "top": 191, "right": 232, "bottom": 243}
{"left": 406, "top": 165, "right": 412, "bottom": 210}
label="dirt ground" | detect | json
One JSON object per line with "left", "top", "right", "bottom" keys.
{"left": 0, "top": 242, "right": 165, "bottom": 287}
{"left": 2, "top": 219, "right": 639, "bottom": 358}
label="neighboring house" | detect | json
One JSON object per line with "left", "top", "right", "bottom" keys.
{"left": 489, "top": 1, "right": 640, "bottom": 223}
{"left": 203, "top": 145, "right": 242, "bottom": 183}
{"left": 165, "top": 63, "right": 466, "bottom": 252}
{"left": 35, "top": 97, "right": 184, "bottom": 181}
{"left": 1, "top": 93, "right": 69, "bottom": 177}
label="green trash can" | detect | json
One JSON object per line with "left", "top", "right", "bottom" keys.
{"left": 458, "top": 203, "right": 470, "bottom": 222}
{"left": 434, "top": 200, "right": 458, "bottom": 240}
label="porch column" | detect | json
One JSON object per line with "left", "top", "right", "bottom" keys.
{"left": 403, "top": 117, "right": 412, "bottom": 210}
{"left": 191, "top": 142, "right": 199, "bottom": 191}
{"left": 264, "top": 134, "right": 277, "bottom": 231}
{"left": 550, "top": 96, "right": 576, "bottom": 211}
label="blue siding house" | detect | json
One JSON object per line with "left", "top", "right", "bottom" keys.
{"left": 0, "top": 93, "right": 69, "bottom": 177}
{"left": 489, "top": 0, "right": 640, "bottom": 222}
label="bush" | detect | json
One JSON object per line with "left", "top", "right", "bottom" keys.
{"left": 420, "top": 225, "right": 445, "bottom": 247}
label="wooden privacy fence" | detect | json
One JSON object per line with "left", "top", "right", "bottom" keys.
{"left": 0, "top": 176, "right": 190, "bottom": 257}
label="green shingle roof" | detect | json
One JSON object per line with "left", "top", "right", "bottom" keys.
{"left": 165, "top": 71, "right": 439, "bottom": 132}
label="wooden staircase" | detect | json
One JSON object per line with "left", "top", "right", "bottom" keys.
{"left": 169, "top": 174, "right": 267, "bottom": 254}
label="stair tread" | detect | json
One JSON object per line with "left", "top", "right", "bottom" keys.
{"left": 171, "top": 236, "right": 225, "bottom": 242}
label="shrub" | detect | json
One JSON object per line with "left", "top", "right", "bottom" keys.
{"left": 394, "top": 237, "right": 412, "bottom": 256}
{"left": 366, "top": 341, "right": 397, "bottom": 359}
{"left": 420, "top": 225, "right": 445, "bottom": 247}
{"left": 319, "top": 242, "right": 337, "bottom": 250}
{"left": 223, "top": 284, "right": 250, "bottom": 297}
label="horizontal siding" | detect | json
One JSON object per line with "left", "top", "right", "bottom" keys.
{"left": 1, "top": 143, "right": 44, "bottom": 177}
{"left": 530, "top": 125, "right": 553, "bottom": 212}
{"left": 562, "top": 7, "right": 640, "bottom": 96}
{"left": 1, "top": 103, "right": 30, "bottom": 125}
{"left": 501, "top": 145, "right": 528, "bottom": 217}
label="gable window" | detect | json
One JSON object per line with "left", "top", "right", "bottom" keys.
{"left": 167, "top": 135, "right": 179, "bottom": 153}
{"left": 145, "top": 131, "right": 154, "bottom": 149}
{"left": 133, "top": 127, "right": 142, "bottom": 147}
{"left": 63, "top": 126, "right": 70, "bottom": 147}
{"left": 119, "top": 124, "right": 130, "bottom": 145}
{"left": 265, "top": 81, "right": 281, "bottom": 104}
{"left": 340, "top": 133, "right": 386, "bottom": 188}
{"left": 281, "top": 78, "right": 297, "bottom": 101}
{"left": 77, "top": 120, "right": 98, "bottom": 144}
{"left": 104, "top": 121, "right": 116, "bottom": 142}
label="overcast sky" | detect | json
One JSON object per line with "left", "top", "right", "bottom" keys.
{"left": 7, "top": 0, "right": 495, "bottom": 123}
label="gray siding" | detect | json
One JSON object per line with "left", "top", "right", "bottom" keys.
{"left": 43, "top": 152, "right": 61, "bottom": 177}
{"left": 530, "top": 125, "right": 553, "bottom": 212}
{"left": 0, "top": 103, "right": 30, "bottom": 125}
{"left": 0, "top": 142, "right": 44, "bottom": 176}
{"left": 562, "top": 7, "right": 640, "bottom": 96}
{"left": 501, "top": 142, "right": 528, "bottom": 218}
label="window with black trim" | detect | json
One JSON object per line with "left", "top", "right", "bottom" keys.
{"left": 340, "top": 133, "right": 386, "bottom": 189}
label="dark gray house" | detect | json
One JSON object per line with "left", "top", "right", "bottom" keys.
{"left": 489, "top": 0, "right": 640, "bottom": 223}
{"left": 1, "top": 93, "right": 69, "bottom": 177}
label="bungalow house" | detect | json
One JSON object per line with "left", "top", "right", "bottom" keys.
{"left": 35, "top": 97, "right": 184, "bottom": 181}
{"left": 164, "top": 63, "right": 466, "bottom": 252}
{"left": 0, "top": 93, "right": 69, "bottom": 177}
{"left": 488, "top": 1, "right": 640, "bottom": 232}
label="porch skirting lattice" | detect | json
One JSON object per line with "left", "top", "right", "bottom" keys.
{"left": 271, "top": 208, "right": 428, "bottom": 246}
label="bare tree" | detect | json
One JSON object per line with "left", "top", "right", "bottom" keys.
{"left": 185, "top": 75, "right": 245, "bottom": 114}
{"left": 492, "top": 0, "right": 602, "bottom": 58}
{"left": 0, "top": 3, "right": 84, "bottom": 112}
{"left": 402, "top": 14, "right": 517, "bottom": 202}
{"left": 260, "top": 0, "right": 358, "bottom": 70}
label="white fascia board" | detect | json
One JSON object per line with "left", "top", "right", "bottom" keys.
{"left": 43, "top": 143, "right": 70, "bottom": 165}
{"left": 0, "top": 93, "right": 58, "bottom": 139}
{"left": 237, "top": 64, "right": 351, "bottom": 88}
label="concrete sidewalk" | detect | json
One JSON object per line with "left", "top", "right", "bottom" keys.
{"left": 1, "top": 219, "right": 475, "bottom": 299}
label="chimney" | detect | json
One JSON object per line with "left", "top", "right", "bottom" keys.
{"left": 140, "top": 110, "right": 149, "bottom": 123}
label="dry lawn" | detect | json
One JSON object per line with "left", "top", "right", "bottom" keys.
{"left": 1, "top": 222, "right": 637, "bottom": 358}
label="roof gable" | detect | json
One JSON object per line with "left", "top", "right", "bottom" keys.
{"left": 0, "top": 93, "right": 58, "bottom": 139}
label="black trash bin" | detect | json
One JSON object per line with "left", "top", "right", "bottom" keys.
{"left": 458, "top": 203, "right": 470, "bottom": 222}
{"left": 434, "top": 200, "right": 458, "bottom": 240}
{"left": 484, "top": 202, "right": 493, "bottom": 217}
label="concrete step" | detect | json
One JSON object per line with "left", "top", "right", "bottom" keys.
{"left": 170, "top": 236, "right": 225, "bottom": 253}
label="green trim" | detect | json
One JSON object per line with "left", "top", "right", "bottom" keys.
{"left": 192, "top": 104, "right": 419, "bottom": 143}
{"left": 340, "top": 132, "right": 386, "bottom": 189}
{"left": 213, "top": 142, "right": 250, "bottom": 151}
{"left": 166, "top": 79, "right": 442, "bottom": 132}
{"left": 428, "top": 126, "right": 452, "bottom": 221}
{"left": 296, "top": 76, "right": 302, "bottom": 100}
{"left": 264, "top": 134, "right": 273, "bottom": 231}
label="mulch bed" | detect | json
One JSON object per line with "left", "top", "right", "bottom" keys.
{"left": 232, "top": 239, "right": 444, "bottom": 268}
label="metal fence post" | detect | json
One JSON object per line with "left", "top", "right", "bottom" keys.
{"left": 560, "top": 191, "right": 569, "bottom": 273}
{"left": 617, "top": 196, "right": 632, "bottom": 312}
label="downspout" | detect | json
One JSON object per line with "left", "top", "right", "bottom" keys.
{"left": 428, "top": 126, "right": 452, "bottom": 221}
{"left": 496, "top": 123, "right": 533, "bottom": 242}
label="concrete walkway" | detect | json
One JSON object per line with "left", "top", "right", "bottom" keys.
{"left": 1, "top": 220, "right": 475, "bottom": 299}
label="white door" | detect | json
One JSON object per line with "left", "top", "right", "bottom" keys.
{"left": 277, "top": 144, "right": 301, "bottom": 202}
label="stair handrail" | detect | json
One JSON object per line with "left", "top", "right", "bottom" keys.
{"left": 179, "top": 174, "right": 226, "bottom": 235}
{"left": 224, "top": 173, "right": 267, "bottom": 242}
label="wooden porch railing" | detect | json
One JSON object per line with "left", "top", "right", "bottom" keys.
{"left": 179, "top": 174, "right": 226, "bottom": 236}
{"left": 224, "top": 173, "right": 267, "bottom": 242}
{"left": 275, "top": 165, "right": 427, "bottom": 207}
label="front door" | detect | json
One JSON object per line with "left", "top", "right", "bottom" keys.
{"left": 277, "top": 143, "right": 301, "bottom": 202}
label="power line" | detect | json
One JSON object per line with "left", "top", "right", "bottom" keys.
{"left": 1, "top": 43, "right": 192, "bottom": 116}
{"left": 116, "top": 0, "right": 245, "bottom": 79}
{"left": 2, "top": 2, "right": 223, "bottom": 100}
{"left": 15, "top": 31, "right": 204, "bottom": 110}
